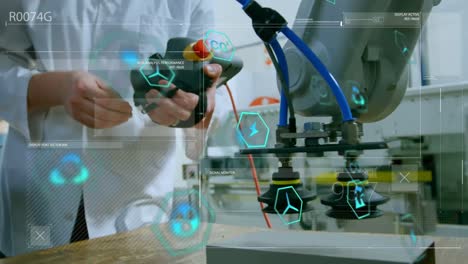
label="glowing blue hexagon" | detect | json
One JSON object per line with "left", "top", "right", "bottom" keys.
{"left": 346, "top": 180, "right": 371, "bottom": 220}
{"left": 151, "top": 189, "right": 215, "bottom": 257}
{"left": 274, "top": 186, "right": 303, "bottom": 225}
{"left": 139, "top": 60, "right": 176, "bottom": 89}
{"left": 236, "top": 112, "right": 270, "bottom": 149}
{"left": 203, "top": 30, "right": 236, "bottom": 62}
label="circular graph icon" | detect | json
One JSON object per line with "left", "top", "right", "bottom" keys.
{"left": 49, "top": 153, "right": 89, "bottom": 186}
{"left": 170, "top": 203, "right": 200, "bottom": 238}
{"left": 151, "top": 189, "right": 215, "bottom": 257}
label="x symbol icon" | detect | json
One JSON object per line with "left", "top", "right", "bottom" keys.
{"left": 34, "top": 231, "right": 46, "bottom": 241}
{"left": 399, "top": 172, "right": 410, "bottom": 183}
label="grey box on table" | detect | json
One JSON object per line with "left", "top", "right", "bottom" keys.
{"left": 207, "top": 231, "right": 435, "bottom": 264}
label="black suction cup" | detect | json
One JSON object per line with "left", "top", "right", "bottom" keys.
{"left": 320, "top": 171, "right": 389, "bottom": 220}
{"left": 258, "top": 167, "right": 316, "bottom": 214}
{"left": 258, "top": 183, "right": 316, "bottom": 214}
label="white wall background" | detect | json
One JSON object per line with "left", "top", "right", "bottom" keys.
{"left": 423, "top": 0, "right": 467, "bottom": 85}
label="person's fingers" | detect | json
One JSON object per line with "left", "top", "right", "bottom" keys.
{"left": 74, "top": 111, "right": 122, "bottom": 129}
{"left": 81, "top": 87, "right": 133, "bottom": 115}
{"left": 74, "top": 77, "right": 110, "bottom": 100}
{"left": 158, "top": 80, "right": 177, "bottom": 90}
{"left": 157, "top": 80, "right": 199, "bottom": 112}
{"left": 147, "top": 105, "right": 179, "bottom": 126}
{"left": 146, "top": 90, "right": 192, "bottom": 121}
{"left": 80, "top": 79, "right": 133, "bottom": 115}
{"left": 146, "top": 64, "right": 221, "bottom": 127}
{"left": 205, "top": 86, "right": 216, "bottom": 114}
{"left": 192, "top": 86, "right": 216, "bottom": 130}
{"left": 78, "top": 98, "right": 131, "bottom": 123}
{"left": 203, "top": 64, "right": 222, "bottom": 80}
{"left": 95, "top": 79, "right": 115, "bottom": 94}
{"left": 172, "top": 90, "right": 199, "bottom": 112}
{"left": 144, "top": 89, "right": 179, "bottom": 126}
{"left": 202, "top": 63, "right": 221, "bottom": 115}
{"left": 93, "top": 97, "right": 133, "bottom": 116}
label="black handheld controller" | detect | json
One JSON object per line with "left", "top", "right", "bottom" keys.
{"left": 130, "top": 37, "right": 243, "bottom": 128}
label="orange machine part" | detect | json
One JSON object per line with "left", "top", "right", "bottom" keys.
{"left": 249, "top": 96, "right": 280, "bottom": 107}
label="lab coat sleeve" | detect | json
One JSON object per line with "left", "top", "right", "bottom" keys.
{"left": 187, "top": 0, "right": 216, "bottom": 38}
{"left": 0, "top": 57, "right": 37, "bottom": 141}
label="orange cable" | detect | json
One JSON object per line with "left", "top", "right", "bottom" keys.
{"left": 225, "top": 83, "right": 272, "bottom": 229}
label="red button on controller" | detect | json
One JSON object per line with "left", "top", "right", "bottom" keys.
{"left": 193, "top": 39, "right": 211, "bottom": 59}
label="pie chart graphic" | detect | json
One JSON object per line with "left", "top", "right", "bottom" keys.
{"left": 169, "top": 203, "right": 200, "bottom": 238}
{"left": 49, "top": 153, "right": 89, "bottom": 186}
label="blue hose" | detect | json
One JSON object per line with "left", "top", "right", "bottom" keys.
{"left": 236, "top": 0, "right": 252, "bottom": 9}
{"left": 270, "top": 39, "right": 290, "bottom": 127}
{"left": 281, "top": 27, "right": 354, "bottom": 122}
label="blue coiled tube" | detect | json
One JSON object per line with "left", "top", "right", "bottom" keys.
{"left": 281, "top": 27, "right": 354, "bottom": 122}
{"left": 270, "top": 39, "right": 290, "bottom": 126}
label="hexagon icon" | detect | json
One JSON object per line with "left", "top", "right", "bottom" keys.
{"left": 274, "top": 186, "right": 303, "bottom": 225}
{"left": 151, "top": 189, "right": 215, "bottom": 257}
{"left": 139, "top": 60, "right": 176, "bottom": 89}
{"left": 236, "top": 112, "right": 270, "bottom": 149}
{"left": 346, "top": 180, "right": 371, "bottom": 220}
{"left": 203, "top": 30, "right": 236, "bottom": 62}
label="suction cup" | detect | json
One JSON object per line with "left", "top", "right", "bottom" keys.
{"left": 258, "top": 167, "right": 316, "bottom": 214}
{"left": 258, "top": 183, "right": 316, "bottom": 214}
{"left": 320, "top": 172, "right": 389, "bottom": 220}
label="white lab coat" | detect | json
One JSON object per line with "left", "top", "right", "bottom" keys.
{"left": 0, "top": 0, "right": 215, "bottom": 256}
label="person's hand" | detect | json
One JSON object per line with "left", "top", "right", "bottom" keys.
{"left": 145, "top": 64, "right": 222, "bottom": 129}
{"left": 61, "top": 71, "right": 133, "bottom": 129}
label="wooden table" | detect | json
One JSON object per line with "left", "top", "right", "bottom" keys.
{"left": 0, "top": 224, "right": 466, "bottom": 264}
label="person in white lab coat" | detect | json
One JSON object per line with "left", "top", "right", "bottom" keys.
{"left": 0, "top": 0, "right": 220, "bottom": 257}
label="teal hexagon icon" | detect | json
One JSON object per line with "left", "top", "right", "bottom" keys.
{"left": 203, "top": 30, "right": 236, "bottom": 62}
{"left": 236, "top": 112, "right": 270, "bottom": 149}
{"left": 274, "top": 186, "right": 303, "bottom": 225}
{"left": 346, "top": 180, "right": 371, "bottom": 220}
{"left": 139, "top": 60, "right": 176, "bottom": 89}
{"left": 151, "top": 189, "right": 215, "bottom": 257}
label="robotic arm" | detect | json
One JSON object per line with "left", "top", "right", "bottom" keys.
{"left": 285, "top": 0, "right": 440, "bottom": 122}
{"left": 235, "top": 0, "right": 440, "bottom": 220}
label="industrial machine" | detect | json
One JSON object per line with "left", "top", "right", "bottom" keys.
{"left": 203, "top": 0, "right": 447, "bottom": 262}
{"left": 231, "top": 0, "right": 441, "bottom": 221}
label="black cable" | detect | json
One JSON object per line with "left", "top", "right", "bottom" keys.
{"left": 264, "top": 43, "right": 296, "bottom": 120}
